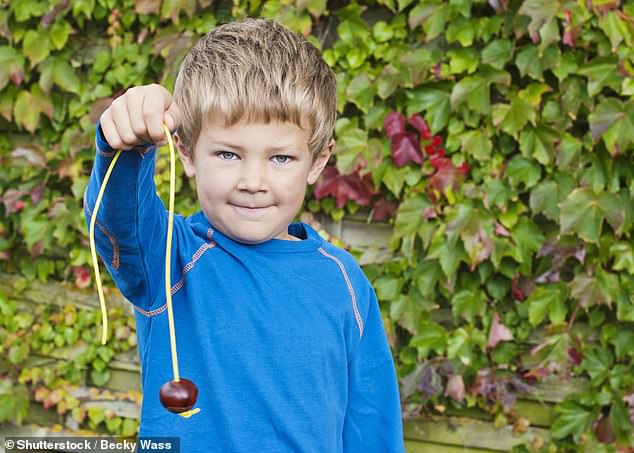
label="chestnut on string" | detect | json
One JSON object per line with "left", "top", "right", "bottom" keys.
{"left": 160, "top": 378, "right": 199, "bottom": 413}
{"left": 90, "top": 125, "right": 201, "bottom": 419}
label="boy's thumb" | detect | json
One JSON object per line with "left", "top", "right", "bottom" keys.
{"left": 164, "top": 104, "right": 181, "bottom": 132}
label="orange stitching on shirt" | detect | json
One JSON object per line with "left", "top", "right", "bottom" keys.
{"left": 133, "top": 303, "right": 167, "bottom": 317}
{"left": 171, "top": 228, "right": 216, "bottom": 295}
{"left": 318, "top": 247, "right": 364, "bottom": 337}
{"left": 83, "top": 189, "right": 120, "bottom": 269}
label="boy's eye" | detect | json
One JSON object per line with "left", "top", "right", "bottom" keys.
{"left": 272, "top": 155, "right": 292, "bottom": 164}
{"left": 217, "top": 151, "right": 237, "bottom": 160}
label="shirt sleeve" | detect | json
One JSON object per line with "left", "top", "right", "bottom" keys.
{"left": 343, "top": 286, "right": 405, "bottom": 452}
{"left": 83, "top": 122, "right": 168, "bottom": 311}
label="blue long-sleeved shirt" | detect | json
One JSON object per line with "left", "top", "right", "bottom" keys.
{"left": 84, "top": 125, "right": 405, "bottom": 452}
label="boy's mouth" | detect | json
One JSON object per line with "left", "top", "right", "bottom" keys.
{"left": 229, "top": 203, "right": 272, "bottom": 216}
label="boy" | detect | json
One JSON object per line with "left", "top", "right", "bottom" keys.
{"left": 85, "top": 18, "right": 404, "bottom": 452}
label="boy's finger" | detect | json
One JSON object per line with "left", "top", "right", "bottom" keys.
{"left": 128, "top": 91, "right": 151, "bottom": 144}
{"left": 110, "top": 99, "right": 138, "bottom": 150}
{"left": 100, "top": 109, "right": 125, "bottom": 150}
{"left": 143, "top": 92, "right": 169, "bottom": 144}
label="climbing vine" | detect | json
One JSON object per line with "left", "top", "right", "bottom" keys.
{"left": 1, "top": 0, "right": 633, "bottom": 449}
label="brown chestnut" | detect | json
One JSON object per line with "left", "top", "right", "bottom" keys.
{"left": 159, "top": 378, "right": 199, "bottom": 413}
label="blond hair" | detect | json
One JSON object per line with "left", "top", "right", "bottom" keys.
{"left": 174, "top": 18, "right": 337, "bottom": 161}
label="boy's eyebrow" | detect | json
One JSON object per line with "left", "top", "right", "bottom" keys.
{"left": 211, "top": 141, "right": 303, "bottom": 153}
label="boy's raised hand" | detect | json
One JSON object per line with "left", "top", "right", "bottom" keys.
{"left": 100, "top": 84, "right": 181, "bottom": 150}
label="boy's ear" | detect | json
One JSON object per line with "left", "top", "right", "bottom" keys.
{"left": 174, "top": 133, "right": 196, "bottom": 178}
{"left": 307, "top": 138, "right": 334, "bottom": 185}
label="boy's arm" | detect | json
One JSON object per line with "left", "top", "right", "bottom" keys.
{"left": 83, "top": 122, "right": 167, "bottom": 311}
{"left": 343, "top": 286, "right": 405, "bottom": 452}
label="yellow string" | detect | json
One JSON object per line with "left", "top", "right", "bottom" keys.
{"left": 89, "top": 125, "right": 199, "bottom": 418}
{"left": 162, "top": 124, "right": 180, "bottom": 383}
{"left": 89, "top": 149, "right": 121, "bottom": 345}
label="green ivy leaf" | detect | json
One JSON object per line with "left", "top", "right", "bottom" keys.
{"left": 405, "top": 88, "right": 450, "bottom": 134}
{"left": 552, "top": 400, "right": 594, "bottom": 440}
{"left": 0, "top": 46, "right": 25, "bottom": 91}
{"left": 105, "top": 416, "right": 122, "bottom": 433}
{"left": 451, "top": 289, "right": 487, "bottom": 323}
{"left": 372, "top": 20, "right": 394, "bottom": 42}
{"left": 160, "top": 0, "right": 197, "bottom": 24}
{"left": 505, "top": 155, "right": 542, "bottom": 191}
{"left": 519, "top": 125, "right": 558, "bottom": 165}
{"left": 87, "top": 406, "right": 105, "bottom": 425}
{"left": 598, "top": 11, "right": 632, "bottom": 51}
{"left": 610, "top": 397, "right": 632, "bottom": 437}
{"left": 374, "top": 275, "right": 402, "bottom": 301}
{"left": 570, "top": 270, "right": 618, "bottom": 308}
{"left": 427, "top": 233, "right": 466, "bottom": 281}
{"left": 526, "top": 283, "right": 568, "bottom": 326}
{"left": 511, "top": 217, "right": 546, "bottom": 265}
{"left": 121, "top": 417, "right": 138, "bottom": 437}
{"left": 409, "top": 1, "right": 444, "bottom": 37}
{"left": 481, "top": 39, "right": 513, "bottom": 70}
{"left": 0, "top": 381, "right": 29, "bottom": 424}
{"left": 446, "top": 17, "right": 475, "bottom": 47}
{"left": 451, "top": 75, "right": 489, "bottom": 114}
{"left": 12, "top": 0, "right": 48, "bottom": 22}
{"left": 457, "top": 129, "right": 492, "bottom": 160}
{"left": 414, "top": 259, "right": 443, "bottom": 297}
{"left": 556, "top": 133, "right": 582, "bottom": 171}
{"left": 376, "top": 65, "right": 400, "bottom": 100}
{"left": 389, "top": 294, "right": 422, "bottom": 334}
{"left": 90, "top": 369, "right": 111, "bottom": 387}
{"left": 578, "top": 56, "right": 622, "bottom": 97}
{"left": 529, "top": 173, "right": 575, "bottom": 221}
{"left": 346, "top": 73, "right": 375, "bottom": 114}
{"left": 49, "top": 20, "right": 72, "bottom": 50}
{"left": 394, "top": 193, "right": 432, "bottom": 237}
{"left": 14, "top": 86, "right": 54, "bottom": 133}
{"left": 610, "top": 328, "right": 634, "bottom": 359}
{"left": 498, "top": 98, "right": 534, "bottom": 138}
{"left": 446, "top": 327, "right": 485, "bottom": 366}
{"left": 589, "top": 98, "right": 634, "bottom": 156}
{"left": 560, "top": 188, "right": 625, "bottom": 243}
{"left": 581, "top": 346, "right": 613, "bottom": 386}
{"left": 334, "top": 126, "right": 367, "bottom": 174}
{"left": 410, "top": 320, "right": 447, "bottom": 357}
{"left": 8, "top": 342, "right": 30, "bottom": 364}
{"left": 448, "top": 48, "right": 479, "bottom": 75}
{"left": 515, "top": 45, "right": 541, "bottom": 80}
{"left": 22, "top": 29, "right": 51, "bottom": 66}
{"left": 552, "top": 51, "right": 579, "bottom": 82}
{"left": 609, "top": 242, "right": 634, "bottom": 274}
{"left": 518, "top": 0, "right": 559, "bottom": 38}
{"left": 398, "top": 48, "right": 435, "bottom": 87}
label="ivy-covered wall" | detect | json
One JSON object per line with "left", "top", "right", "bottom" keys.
{"left": 1, "top": 0, "right": 634, "bottom": 451}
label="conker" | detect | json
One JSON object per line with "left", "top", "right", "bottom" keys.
{"left": 159, "top": 378, "right": 199, "bottom": 413}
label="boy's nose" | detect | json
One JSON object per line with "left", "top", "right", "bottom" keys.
{"left": 237, "top": 164, "right": 268, "bottom": 193}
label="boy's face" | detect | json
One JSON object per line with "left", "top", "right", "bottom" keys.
{"left": 176, "top": 114, "right": 332, "bottom": 244}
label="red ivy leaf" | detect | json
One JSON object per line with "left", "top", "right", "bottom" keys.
{"left": 409, "top": 114, "right": 432, "bottom": 140}
{"left": 428, "top": 160, "right": 465, "bottom": 193}
{"left": 487, "top": 312, "right": 514, "bottom": 349}
{"left": 314, "top": 166, "right": 377, "bottom": 208}
{"left": 593, "top": 416, "right": 615, "bottom": 444}
{"left": 391, "top": 132, "right": 422, "bottom": 167}
{"left": 72, "top": 266, "right": 91, "bottom": 289}
{"left": 372, "top": 198, "right": 398, "bottom": 221}
{"left": 384, "top": 112, "right": 406, "bottom": 139}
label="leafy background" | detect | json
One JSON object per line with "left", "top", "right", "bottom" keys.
{"left": 1, "top": 0, "right": 634, "bottom": 450}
